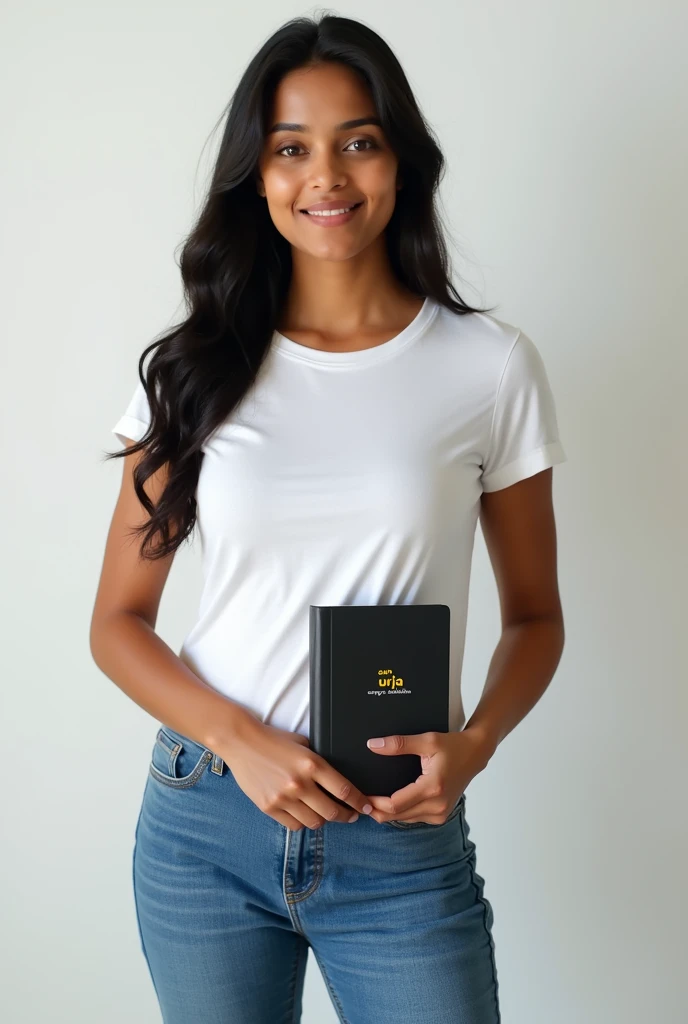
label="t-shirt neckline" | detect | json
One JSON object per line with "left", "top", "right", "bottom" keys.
{"left": 272, "top": 295, "right": 439, "bottom": 368}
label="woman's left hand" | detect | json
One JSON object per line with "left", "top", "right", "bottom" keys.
{"left": 364, "top": 726, "right": 497, "bottom": 824}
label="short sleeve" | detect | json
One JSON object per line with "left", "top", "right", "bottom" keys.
{"left": 480, "top": 330, "right": 567, "bottom": 492}
{"left": 111, "top": 379, "right": 151, "bottom": 448}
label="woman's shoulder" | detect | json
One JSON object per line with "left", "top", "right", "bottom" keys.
{"left": 431, "top": 302, "right": 522, "bottom": 366}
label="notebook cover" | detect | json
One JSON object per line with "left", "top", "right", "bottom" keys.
{"left": 309, "top": 604, "right": 450, "bottom": 806}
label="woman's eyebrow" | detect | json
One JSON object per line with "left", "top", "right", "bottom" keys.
{"left": 267, "top": 116, "right": 382, "bottom": 135}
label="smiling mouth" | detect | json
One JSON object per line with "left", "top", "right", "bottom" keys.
{"left": 300, "top": 201, "right": 364, "bottom": 217}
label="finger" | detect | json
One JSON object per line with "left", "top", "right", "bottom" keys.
{"left": 371, "top": 780, "right": 434, "bottom": 820}
{"left": 265, "top": 791, "right": 352, "bottom": 831}
{"left": 313, "top": 762, "right": 374, "bottom": 817}
{"left": 283, "top": 795, "right": 360, "bottom": 830}
{"left": 365, "top": 794, "right": 396, "bottom": 813}
{"left": 270, "top": 807, "right": 312, "bottom": 831}
{"left": 371, "top": 795, "right": 453, "bottom": 825}
{"left": 371, "top": 803, "right": 445, "bottom": 825}
{"left": 304, "top": 783, "right": 365, "bottom": 825}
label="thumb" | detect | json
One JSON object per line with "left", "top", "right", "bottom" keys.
{"left": 366, "top": 732, "right": 434, "bottom": 755}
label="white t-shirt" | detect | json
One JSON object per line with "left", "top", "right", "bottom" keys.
{"left": 112, "top": 296, "right": 567, "bottom": 737}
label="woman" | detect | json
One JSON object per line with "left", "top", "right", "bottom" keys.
{"left": 91, "top": 14, "right": 566, "bottom": 1024}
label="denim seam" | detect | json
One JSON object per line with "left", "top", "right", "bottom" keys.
{"left": 288, "top": 936, "right": 309, "bottom": 1024}
{"left": 458, "top": 811, "right": 502, "bottom": 1022}
{"left": 132, "top": 780, "right": 163, "bottom": 1010}
{"left": 155, "top": 733, "right": 181, "bottom": 776}
{"left": 149, "top": 750, "right": 213, "bottom": 788}
{"left": 155, "top": 732, "right": 179, "bottom": 754}
{"left": 156, "top": 728, "right": 225, "bottom": 777}
{"left": 310, "top": 945, "right": 351, "bottom": 1024}
{"left": 285, "top": 824, "right": 324, "bottom": 901}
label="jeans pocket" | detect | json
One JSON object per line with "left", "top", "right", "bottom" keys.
{"left": 149, "top": 725, "right": 214, "bottom": 789}
{"left": 382, "top": 791, "right": 466, "bottom": 830}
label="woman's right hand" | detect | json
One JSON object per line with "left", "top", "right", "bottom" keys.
{"left": 219, "top": 716, "right": 374, "bottom": 830}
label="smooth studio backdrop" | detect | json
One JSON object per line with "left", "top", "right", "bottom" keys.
{"left": 2, "top": 2, "right": 686, "bottom": 1021}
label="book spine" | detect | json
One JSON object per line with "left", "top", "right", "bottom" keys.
{"left": 309, "top": 606, "right": 332, "bottom": 759}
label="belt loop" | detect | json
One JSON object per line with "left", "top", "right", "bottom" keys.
{"left": 210, "top": 753, "right": 225, "bottom": 776}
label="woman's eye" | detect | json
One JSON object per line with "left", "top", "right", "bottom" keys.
{"left": 276, "top": 138, "right": 378, "bottom": 158}
{"left": 345, "top": 138, "right": 377, "bottom": 152}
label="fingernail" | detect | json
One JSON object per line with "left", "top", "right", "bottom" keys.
{"left": 348, "top": 812, "right": 359, "bottom": 822}
{"left": 362, "top": 803, "right": 373, "bottom": 814}
{"left": 367, "top": 738, "right": 385, "bottom": 748}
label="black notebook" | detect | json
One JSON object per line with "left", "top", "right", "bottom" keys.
{"left": 309, "top": 603, "right": 451, "bottom": 805}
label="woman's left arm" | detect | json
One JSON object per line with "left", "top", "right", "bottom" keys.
{"left": 365, "top": 467, "right": 565, "bottom": 823}
{"left": 464, "top": 466, "right": 566, "bottom": 761}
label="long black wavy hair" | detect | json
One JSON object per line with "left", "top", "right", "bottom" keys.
{"left": 104, "top": 12, "right": 497, "bottom": 560}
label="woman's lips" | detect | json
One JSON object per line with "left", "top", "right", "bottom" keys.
{"left": 299, "top": 202, "right": 364, "bottom": 227}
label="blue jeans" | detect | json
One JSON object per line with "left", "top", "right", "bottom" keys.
{"left": 133, "top": 723, "right": 501, "bottom": 1023}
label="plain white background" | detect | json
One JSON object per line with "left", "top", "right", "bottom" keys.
{"left": 2, "top": 2, "right": 686, "bottom": 1021}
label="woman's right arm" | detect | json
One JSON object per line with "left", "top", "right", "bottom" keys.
{"left": 89, "top": 439, "right": 373, "bottom": 830}
{"left": 89, "top": 439, "right": 257, "bottom": 754}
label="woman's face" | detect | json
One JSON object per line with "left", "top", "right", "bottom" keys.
{"left": 257, "top": 62, "right": 401, "bottom": 262}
